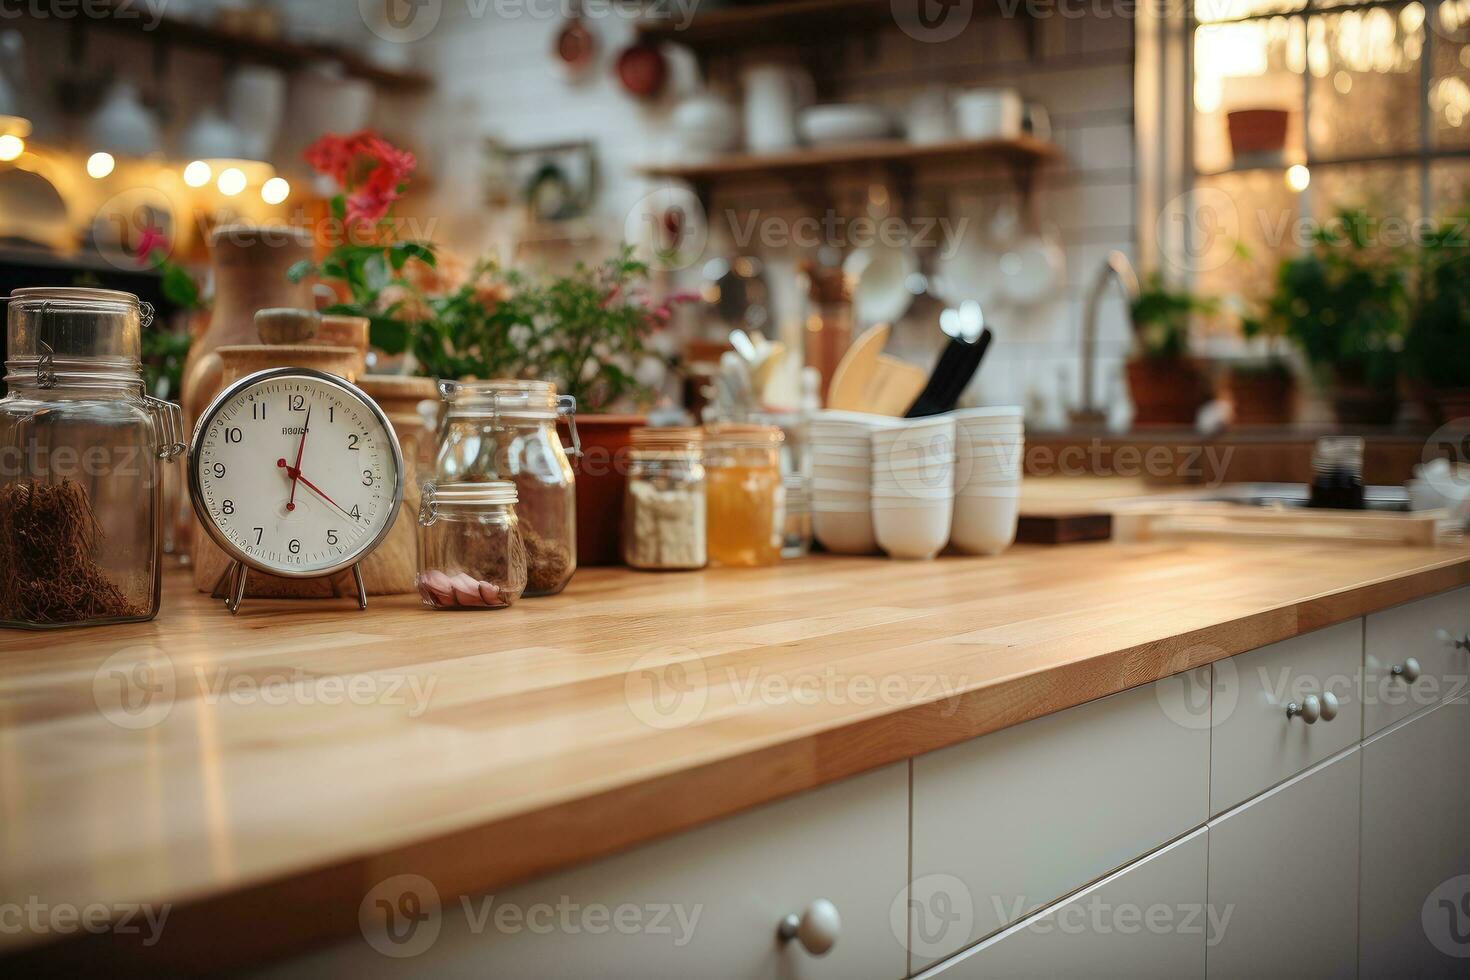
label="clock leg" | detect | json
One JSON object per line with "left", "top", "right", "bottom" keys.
{"left": 210, "top": 563, "right": 235, "bottom": 600}
{"left": 228, "top": 563, "right": 249, "bottom": 615}
{"left": 352, "top": 564, "right": 368, "bottom": 610}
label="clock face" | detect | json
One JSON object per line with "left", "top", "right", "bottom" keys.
{"left": 190, "top": 370, "right": 403, "bottom": 577}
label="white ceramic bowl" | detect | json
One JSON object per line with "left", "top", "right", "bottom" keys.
{"left": 952, "top": 405, "right": 1024, "bottom": 422}
{"left": 799, "top": 103, "right": 893, "bottom": 145}
{"left": 812, "top": 409, "right": 904, "bottom": 428}
{"left": 951, "top": 490, "right": 1020, "bottom": 556}
{"left": 873, "top": 500, "right": 953, "bottom": 560}
{"left": 814, "top": 506, "right": 878, "bottom": 555}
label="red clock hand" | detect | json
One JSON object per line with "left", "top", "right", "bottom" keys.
{"left": 275, "top": 460, "right": 357, "bottom": 521}
{"left": 286, "top": 404, "right": 310, "bottom": 512}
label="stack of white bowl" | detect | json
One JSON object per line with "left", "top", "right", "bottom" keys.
{"left": 871, "top": 416, "right": 956, "bottom": 560}
{"left": 951, "top": 406, "right": 1025, "bottom": 555}
{"left": 809, "top": 410, "right": 899, "bottom": 554}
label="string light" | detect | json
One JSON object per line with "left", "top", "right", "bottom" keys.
{"left": 261, "top": 176, "right": 291, "bottom": 205}
{"left": 217, "top": 167, "right": 247, "bottom": 196}
{"left": 86, "top": 151, "right": 116, "bottom": 179}
{"left": 183, "top": 160, "right": 213, "bottom": 187}
{"left": 0, "top": 134, "right": 23, "bottom": 161}
{"left": 1286, "top": 164, "right": 1311, "bottom": 192}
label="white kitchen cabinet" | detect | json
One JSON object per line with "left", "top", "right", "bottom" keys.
{"left": 262, "top": 764, "right": 909, "bottom": 980}
{"left": 1364, "top": 586, "right": 1470, "bottom": 736}
{"left": 1205, "top": 748, "right": 1361, "bottom": 980}
{"left": 1209, "top": 619, "right": 1362, "bottom": 814}
{"left": 1360, "top": 697, "right": 1470, "bottom": 977}
{"left": 918, "top": 829, "right": 1209, "bottom": 980}
{"left": 910, "top": 672, "right": 1210, "bottom": 970}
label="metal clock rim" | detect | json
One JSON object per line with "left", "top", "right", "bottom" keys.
{"left": 187, "top": 367, "right": 407, "bottom": 582}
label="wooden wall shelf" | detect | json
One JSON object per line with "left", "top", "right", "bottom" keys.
{"left": 35, "top": 0, "right": 433, "bottom": 93}
{"left": 634, "top": 0, "right": 895, "bottom": 50}
{"left": 636, "top": 135, "right": 1061, "bottom": 182}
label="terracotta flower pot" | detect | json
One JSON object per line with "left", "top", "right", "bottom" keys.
{"left": 1127, "top": 357, "right": 1210, "bottom": 428}
{"left": 1226, "top": 369, "right": 1296, "bottom": 426}
{"left": 1227, "top": 108, "right": 1289, "bottom": 160}
{"left": 1330, "top": 382, "right": 1399, "bottom": 426}
{"left": 561, "top": 414, "right": 646, "bottom": 567}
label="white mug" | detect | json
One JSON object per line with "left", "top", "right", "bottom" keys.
{"left": 955, "top": 88, "right": 1023, "bottom": 140}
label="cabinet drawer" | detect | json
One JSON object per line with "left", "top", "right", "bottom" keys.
{"left": 1209, "top": 619, "right": 1362, "bottom": 814}
{"left": 1364, "top": 585, "right": 1470, "bottom": 736}
{"left": 1360, "top": 697, "right": 1470, "bottom": 978}
{"left": 262, "top": 764, "right": 909, "bottom": 980}
{"left": 910, "top": 674, "right": 1210, "bottom": 971}
{"left": 1206, "top": 749, "right": 1361, "bottom": 980}
{"left": 920, "top": 829, "right": 1208, "bottom": 980}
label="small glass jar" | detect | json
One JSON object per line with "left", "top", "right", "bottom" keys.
{"left": 416, "top": 482, "right": 527, "bottom": 610}
{"left": 435, "top": 380, "right": 579, "bottom": 596}
{"left": 0, "top": 288, "right": 184, "bottom": 630}
{"left": 624, "top": 427, "right": 706, "bottom": 571}
{"left": 704, "top": 423, "right": 785, "bottom": 568}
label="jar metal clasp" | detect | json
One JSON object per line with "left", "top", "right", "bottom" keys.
{"left": 419, "top": 482, "right": 440, "bottom": 526}
{"left": 557, "top": 394, "right": 582, "bottom": 457}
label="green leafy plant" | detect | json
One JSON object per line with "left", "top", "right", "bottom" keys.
{"left": 140, "top": 245, "right": 204, "bottom": 399}
{"left": 1405, "top": 210, "right": 1470, "bottom": 390}
{"left": 1257, "top": 207, "right": 1408, "bottom": 391}
{"left": 1130, "top": 273, "right": 1217, "bottom": 360}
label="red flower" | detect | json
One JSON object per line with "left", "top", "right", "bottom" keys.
{"left": 305, "top": 131, "right": 417, "bottom": 227}
{"left": 132, "top": 226, "right": 169, "bottom": 266}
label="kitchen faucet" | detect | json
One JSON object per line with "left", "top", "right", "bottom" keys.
{"left": 1071, "top": 250, "right": 1140, "bottom": 428}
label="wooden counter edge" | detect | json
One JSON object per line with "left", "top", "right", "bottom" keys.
{"left": 9, "top": 556, "right": 1470, "bottom": 976}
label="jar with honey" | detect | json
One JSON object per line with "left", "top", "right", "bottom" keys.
{"left": 703, "top": 423, "right": 785, "bottom": 568}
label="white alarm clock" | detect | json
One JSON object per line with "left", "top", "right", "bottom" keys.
{"left": 188, "top": 367, "right": 404, "bottom": 613}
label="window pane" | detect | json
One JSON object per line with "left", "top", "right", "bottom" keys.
{"left": 1195, "top": 170, "right": 1302, "bottom": 301}
{"left": 1310, "top": 162, "right": 1423, "bottom": 255}
{"left": 1431, "top": 161, "right": 1470, "bottom": 213}
{"left": 1431, "top": 29, "right": 1470, "bottom": 148}
{"left": 1307, "top": 7, "right": 1426, "bottom": 158}
{"left": 1194, "top": 17, "right": 1306, "bottom": 173}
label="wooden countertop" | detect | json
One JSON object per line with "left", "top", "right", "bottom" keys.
{"left": 4, "top": 541, "right": 1469, "bottom": 972}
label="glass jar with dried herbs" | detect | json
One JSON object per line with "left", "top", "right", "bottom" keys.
{"left": 434, "top": 380, "right": 579, "bottom": 596}
{"left": 0, "top": 288, "right": 184, "bottom": 629}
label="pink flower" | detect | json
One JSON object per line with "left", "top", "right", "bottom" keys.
{"left": 132, "top": 226, "right": 169, "bottom": 266}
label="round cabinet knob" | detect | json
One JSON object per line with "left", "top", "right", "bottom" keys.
{"left": 1437, "top": 629, "right": 1470, "bottom": 652}
{"left": 1286, "top": 694, "right": 1321, "bottom": 724}
{"left": 1391, "top": 658, "right": 1422, "bottom": 683}
{"left": 1318, "top": 690, "right": 1341, "bottom": 722}
{"left": 779, "top": 898, "right": 841, "bottom": 956}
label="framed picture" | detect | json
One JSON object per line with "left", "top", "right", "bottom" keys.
{"left": 485, "top": 138, "right": 598, "bottom": 224}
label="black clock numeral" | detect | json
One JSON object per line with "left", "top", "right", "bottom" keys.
{"left": 329, "top": 406, "right": 335, "bottom": 423}
{"left": 221, "top": 499, "right": 235, "bottom": 515}
{"left": 347, "top": 434, "right": 360, "bottom": 451}
{"left": 350, "top": 504, "right": 362, "bottom": 521}
{"left": 362, "top": 470, "right": 375, "bottom": 487}
{"left": 288, "top": 539, "right": 301, "bottom": 555}
{"left": 252, "top": 402, "right": 266, "bottom": 420}
{"left": 224, "top": 427, "right": 243, "bottom": 444}
{"left": 253, "top": 527, "right": 264, "bottom": 545}
{"left": 212, "top": 462, "right": 226, "bottom": 478}
{"left": 289, "top": 394, "right": 306, "bottom": 412}
{"left": 327, "top": 529, "right": 339, "bottom": 546}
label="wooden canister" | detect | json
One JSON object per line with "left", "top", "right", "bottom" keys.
{"left": 353, "top": 375, "right": 438, "bottom": 596}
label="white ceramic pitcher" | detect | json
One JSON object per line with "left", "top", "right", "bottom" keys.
{"left": 741, "top": 64, "right": 814, "bottom": 152}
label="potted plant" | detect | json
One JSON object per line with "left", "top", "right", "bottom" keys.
{"left": 1259, "top": 208, "right": 1407, "bottom": 426}
{"left": 1231, "top": 304, "right": 1297, "bottom": 426}
{"left": 1126, "top": 273, "right": 1215, "bottom": 427}
{"left": 1406, "top": 214, "right": 1470, "bottom": 423}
